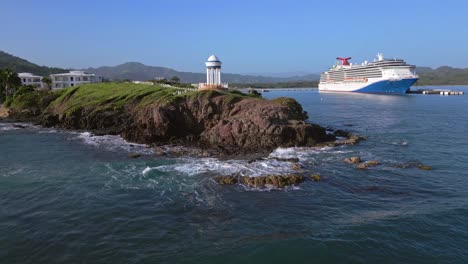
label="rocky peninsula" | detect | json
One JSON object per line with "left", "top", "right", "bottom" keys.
{"left": 4, "top": 83, "right": 345, "bottom": 156}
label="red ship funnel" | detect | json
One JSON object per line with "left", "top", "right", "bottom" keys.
{"left": 336, "top": 57, "right": 352, "bottom": 65}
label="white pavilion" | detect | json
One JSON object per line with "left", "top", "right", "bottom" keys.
{"left": 199, "top": 54, "right": 228, "bottom": 90}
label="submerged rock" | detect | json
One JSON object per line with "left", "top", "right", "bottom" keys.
{"left": 271, "top": 157, "right": 300, "bottom": 163}
{"left": 417, "top": 165, "right": 432, "bottom": 170}
{"left": 310, "top": 174, "right": 321, "bottom": 182}
{"left": 356, "top": 160, "right": 380, "bottom": 170}
{"left": 291, "top": 163, "right": 303, "bottom": 170}
{"left": 344, "top": 156, "right": 362, "bottom": 164}
{"left": 393, "top": 162, "right": 433, "bottom": 170}
{"left": 128, "top": 153, "right": 142, "bottom": 158}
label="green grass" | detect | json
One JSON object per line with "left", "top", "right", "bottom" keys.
{"left": 46, "top": 82, "right": 266, "bottom": 116}
{"left": 48, "top": 82, "right": 193, "bottom": 114}
{"left": 8, "top": 82, "right": 270, "bottom": 116}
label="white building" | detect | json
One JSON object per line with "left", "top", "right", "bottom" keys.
{"left": 18, "top": 73, "right": 43, "bottom": 88}
{"left": 50, "top": 71, "right": 103, "bottom": 89}
{"left": 199, "top": 55, "right": 228, "bottom": 90}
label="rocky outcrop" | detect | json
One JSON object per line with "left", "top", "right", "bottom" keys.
{"left": 214, "top": 174, "right": 304, "bottom": 188}
{"left": 356, "top": 160, "right": 379, "bottom": 170}
{"left": 37, "top": 90, "right": 336, "bottom": 155}
{"left": 344, "top": 156, "right": 362, "bottom": 164}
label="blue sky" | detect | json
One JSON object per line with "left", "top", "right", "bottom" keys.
{"left": 1, "top": 0, "right": 467, "bottom": 74}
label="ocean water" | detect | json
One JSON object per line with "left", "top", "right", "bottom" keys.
{"left": 1, "top": 86, "right": 468, "bottom": 263}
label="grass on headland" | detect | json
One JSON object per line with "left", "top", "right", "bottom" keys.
{"left": 47, "top": 82, "right": 262, "bottom": 115}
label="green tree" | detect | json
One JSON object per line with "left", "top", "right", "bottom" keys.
{"left": 170, "top": 76, "right": 180, "bottom": 83}
{"left": 42, "top": 76, "right": 53, "bottom": 90}
{"left": 0, "top": 68, "right": 22, "bottom": 102}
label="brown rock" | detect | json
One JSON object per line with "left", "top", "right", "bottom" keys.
{"left": 366, "top": 160, "right": 379, "bottom": 166}
{"left": 417, "top": 165, "right": 432, "bottom": 170}
{"left": 216, "top": 174, "right": 306, "bottom": 188}
{"left": 344, "top": 156, "right": 362, "bottom": 164}
{"left": 214, "top": 176, "right": 238, "bottom": 185}
{"left": 356, "top": 163, "right": 369, "bottom": 170}
{"left": 291, "top": 163, "right": 303, "bottom": 170}
{"left": 271, "top": 157, "right": 300, "bottom": 163}
{"left": 310, "top": 174, "right": 321, "bottom": 182}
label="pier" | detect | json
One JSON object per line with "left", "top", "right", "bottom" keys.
{"left": 408, "top": 89, "right": 464, "bottom": 95}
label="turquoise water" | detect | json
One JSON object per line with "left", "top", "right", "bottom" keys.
{"left": 1, "top": 86, "right": 468, "bottom": 263}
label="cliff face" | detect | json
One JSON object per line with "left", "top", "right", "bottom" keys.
{"left": 17, "top": 84, "right": 335, "bottom": 155}
{"left": 121, "top": 94, "right": 334, "bottom": 154}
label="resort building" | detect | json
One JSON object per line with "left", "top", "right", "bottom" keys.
{"left": 198, "top": 55, "right": 228, "bottom": 90}
{"left": 18, "top": 73, "right": 43, "bottom": 88}
{"left": 50, "top": 71, "right": 103, "bottom": 89}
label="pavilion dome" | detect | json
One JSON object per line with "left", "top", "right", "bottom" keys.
{"left": 207, "top": 55, "right": 221, "bottom": 62}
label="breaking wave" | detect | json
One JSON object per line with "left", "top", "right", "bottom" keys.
{"left": 76, "top": 132, "right": 154, "bottom": 154}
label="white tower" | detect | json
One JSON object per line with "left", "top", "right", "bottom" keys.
{"left": 199, "top": 54, "right": 228, "bottom": 90}
{"left": 205, "top": 54, "right": 222, "bottom": 86}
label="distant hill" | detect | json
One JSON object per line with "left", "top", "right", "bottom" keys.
{"left": 0, "top": 51, "right": 68, "bottom": 76}
{"left": 83, "top": 62, "right": 320, "bottom": 83}
{"left": 2, "top": 50, "right": 468, "bottom": 85}
{"left": 416, "top": 66, "right": 468, "bottom": 85}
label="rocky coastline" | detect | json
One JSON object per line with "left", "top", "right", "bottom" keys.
{"left": 2, "top": 83, "right": 363, "bottom": 156}
{"left": 2, "top": 83, "right": 367, "bottom": 188}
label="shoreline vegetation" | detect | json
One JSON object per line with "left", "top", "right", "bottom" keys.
{"left": 2, "top": 83, "right": 364, "bottom": 160}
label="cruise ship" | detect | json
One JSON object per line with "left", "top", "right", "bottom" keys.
{"left": 318, "top": 53, "right": 419, "bottom": 94}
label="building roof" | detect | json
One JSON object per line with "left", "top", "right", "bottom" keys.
{"left": 50, "top": 71, "right": 96, "bottom": 77}
{"left": 18, "top": 72, "right": 42, "bottom": 78}
{"left": 207, "top": 55, "right": 220, "bottom": 62}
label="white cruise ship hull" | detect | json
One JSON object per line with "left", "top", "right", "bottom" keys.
{"left": 319, "top": 77, "right": 418, "bottom": 94}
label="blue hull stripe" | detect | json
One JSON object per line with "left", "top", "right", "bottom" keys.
{"left": 355, "top": 78, "right": 418, "bottom": 94}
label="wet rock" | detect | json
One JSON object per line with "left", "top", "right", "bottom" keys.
{"left": 417, "top": 165, "right": 432, "bottom": 170}
{"left": 248, "top": 158, "right": 265, "bottom": 164}
{"left": 128, "top": 153, "right": 142, "bottom": 158}
{"left": 310, "top": 174, "right": 321, "bottom": 182}
{"left": 291, "top": 163, "right": 303, "bottom": 170}
{"left": 333, "top": 130, "right": 350, "bottom": 137}
{"left": 366, "top": 160, "right": 379, "bottom": 166}
{"left": 216, "top": 174, "right": 304, "bottom": 188}
{"left": 344, "top": 156, "right": 362, "bottom": 164}
{"left": 271, "top": 157, "right": 300, "bottom": 163}
{"left": 393, "top": 162, "right": 432, "bottom": 170}
{"left": 356, "top": 160, "right": 379, "bottom": 170}
{"left": 356, "top": 163, "right": 369, "bottom": 170}
{"left": 214, "top": 175, "right": 238, "bottom": 185}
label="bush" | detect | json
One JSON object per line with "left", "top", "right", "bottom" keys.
{"left": 8, "top": 85, "right": 58, "bottom": 111}
{"left": 14, "top": 85, "right": 35, "bottom": 98}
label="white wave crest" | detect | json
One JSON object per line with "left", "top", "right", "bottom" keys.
{"left": 76, "top": 132, "right": 153, "bottom": 154}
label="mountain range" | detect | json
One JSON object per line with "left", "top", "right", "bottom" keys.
{"left": 82, "top": 62, "right": 320, "bottom": 83}
{"left": 0, "top": 51, "right": 319, "bottom": 83}
{"left": 1, "top": 50, "right": 468, "bottom": 85}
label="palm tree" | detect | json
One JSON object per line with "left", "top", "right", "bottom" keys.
{"left": 0, "top": 68, "right": 21, "bottom": 101}
{"left": 42, "top": 76, "right": 52, "bottom": 91}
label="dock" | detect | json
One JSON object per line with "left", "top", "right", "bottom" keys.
{"left": 408, "top": 89, "right": 464, "bottom": 95}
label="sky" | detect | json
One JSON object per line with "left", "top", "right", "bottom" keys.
{"left": 1, "top": 0, "right": 467, "bottom": 75}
